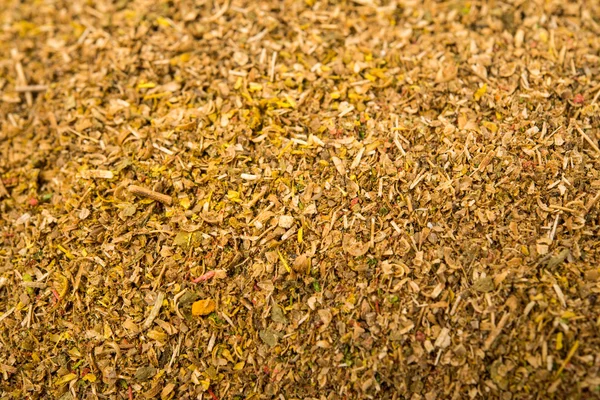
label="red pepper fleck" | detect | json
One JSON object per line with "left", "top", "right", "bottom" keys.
{"left": 416, "top": 331, "right": 426, "bottom": 342}
{"left": 2, "top": 177, "right": 18, "bottom": 186}
{"left": 128, "top": 385, "right": 133, "bottom": 400}
{"left": 573, "top": 93, "right": 585, "bottom": 104}
{"left": 191, "top": 270, "right": 215, "bottom": 283}
{"left": 522, "top": 160, "right": 536, "bottom": 171}
{"left": 28, "top": 197, "right": 39, "bottom": 206}
{"left": 207, "top": 388, "right": 219, "bottom": 400}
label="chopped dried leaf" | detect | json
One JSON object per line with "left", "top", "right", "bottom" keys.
{"left": 1, "top": 0, "right": 599, "bottom": 399}
{"left": 271, "top": 303, "right": 287, "bottom": 324}
{"left": 473, "top": 276, "right": 495, "bottom": 293}
{"left": 135, "top": 367, "right": 157, "bottom": 382}
{"left": 259, "top": 329, "right": 278, "bottom": 347}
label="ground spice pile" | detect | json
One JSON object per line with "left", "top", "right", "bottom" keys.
{"left": 1, "top": 0, "right": 600, "bottom": 399}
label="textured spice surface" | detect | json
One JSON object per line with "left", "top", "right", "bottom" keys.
{"left": 1, "top": 0, "right": 600, "bottom": 399}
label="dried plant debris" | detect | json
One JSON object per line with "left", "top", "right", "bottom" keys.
{"left": 1, "top": 0, "right": 600, "bottom": 399}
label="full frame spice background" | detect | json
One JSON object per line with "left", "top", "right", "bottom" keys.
{"left": 1, "top": 0, "right": 600, "bottom": 399}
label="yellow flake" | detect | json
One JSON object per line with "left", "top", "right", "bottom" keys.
{"left": 192, "top": 299, "right": 216, "bottom": 316}
{"left": 103, "top": 322, "right": 113, "bottom": 339}
{"left": 369, "top": 68, "right": 387, "bottom": 79}
{"left": 143, "top": 92, "right": 170, "bottom": 100}
{"left": 277, "top": 250, "right": 291, "bottom": 273}
{"left": 55, "top": 373, "right": 77, "bottom": 386}
{"left": 234, "top": 77, "right": 243, "bottom": 90}
{"left": 284, "top": 95, "right": 296, "bottom": 108}
{"left": 474, "top": 83, "right": 488, "bottom": 101}
{"left": 483, "top": 121, "right": 498, "bottom": 133}
{"left": 278, "top": 141, "right": 293, "bottom": 158}
{"left": 179, "top": 196, "right": 191, "bottom": 209}
{"left": 123, "top": 10, "right": 137, "bottom": 19}
{"left": 156, "top": 17, "right": 172, "bottom": 27}
{"left": 54, "top": 273, "right": 69, "bottom": 298}
{"left": 555, "top": 340, "right": 579, "bottom": 377}
{"left": 57, "top": 244, "right": 74, "bottom": 259}
{"left": 15, "top": 20, "right": 39, "bottom": 37}
{"left": 138, "top": 82, "right": 157, "bottom": 89}
{"left": 561, "top": 311, "right": 576, "bottom": 320}
{"left": 147, "top": 329, "right": 168, "bottom": 343}
{"left": 227, "top": 190, "right": 242, "bottom": 203}
{"left": 233, "top": 361, "right": 245, "bottom": 370}
{"left": 221, "top": 348, "right": 235, "bottom": 363}
{"left": 249, "top": 82, "right": 263, "bottom": 92}
{"left": 199, "top": 379, "right": 211, "bottom": 390}
{"left": 70, "top": 22, "right": 86, "bottom": 38}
